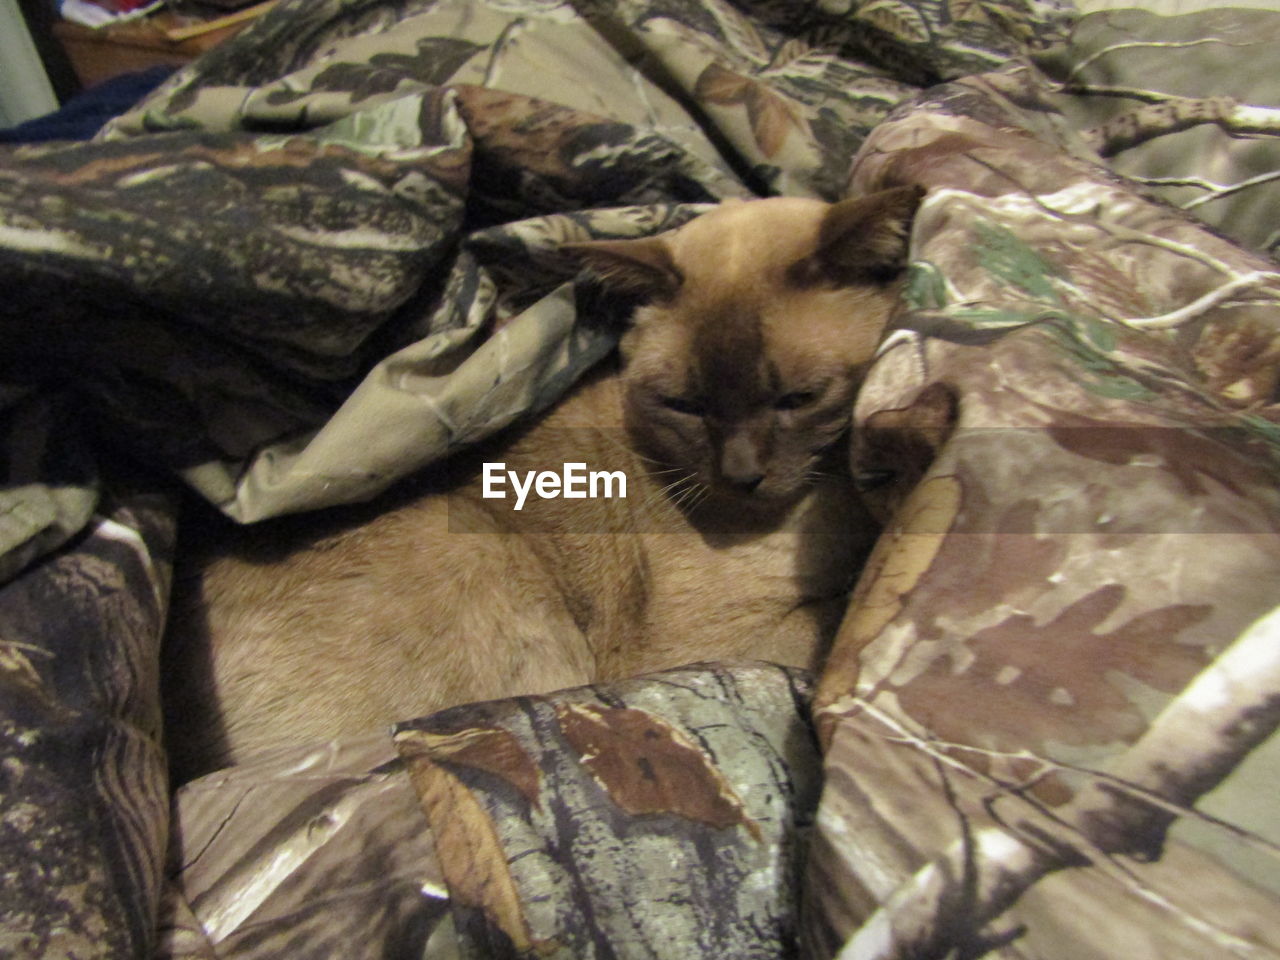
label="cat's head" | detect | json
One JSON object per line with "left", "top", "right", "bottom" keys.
{"left": 568, "top": 185, "right": 924, "bottom": 511}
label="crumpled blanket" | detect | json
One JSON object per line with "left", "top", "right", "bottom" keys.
{"left": 2, "top": 0, "right": 1279, "bottom": 957}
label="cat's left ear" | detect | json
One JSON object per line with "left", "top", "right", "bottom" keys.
{"left": 791, "top": 184, "right": 926, "bottom": 287}
{"left": 563, "top": 236, "right": 683, "bottom": 303}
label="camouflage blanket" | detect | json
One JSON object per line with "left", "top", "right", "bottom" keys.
{"left": 3, "top": 0, "right": 1280, "bottom": 956}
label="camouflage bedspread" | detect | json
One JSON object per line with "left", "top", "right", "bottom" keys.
{"left": 3, "top": 0, "right": 1280, "bottom": 956}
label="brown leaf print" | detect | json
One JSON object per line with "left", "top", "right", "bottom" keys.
{"left": 816, "top": 474, "right": 962, "bottom": 718}
{"left": 30, "top": 146, "right": 172, "bottom": 187}
{"left": 898, "top": 511, "right": 1071, "bottom": 641}
{"left": 1047, "top": 414, "right": 1279, "bottom": 505}
{"left": 893, "top": 585, "right": 1213, "bottom": 758}
{"left": 947, "top": 0, "right": 990, "bottom": 24}
{"left": 857, "top": 0, "right": 931, "bottom": 45}
{"left": 401, "top": 753, "right": 541, "bottom": 952}
{"left": 693, "top": 61, "right": 753, "bottom": 106}
{"left": 853, "top": 381, "right": 958, "bottom": 525}
{"left": 1192, "top": 315, "right": 1280, "bottom": 407}
{"left": 746, "top": 86, "right": 803, "bottom": 158}
{"left": 768, "top": 37, "right": 814, "bottom": 72}
{"left": 556, "top": 703, "right": 762, "bottom": 840}
{"left": 453, "top": 86, "right": 609, "bottom": 181}
{"left": 396, "top": 725, "right": 543, "bottom": 809}
{"left": 693, "top": 62, "right": 804, "bottom": 158}
{"left": 1059, "top": 250, "right": 1155, "bottom": 320}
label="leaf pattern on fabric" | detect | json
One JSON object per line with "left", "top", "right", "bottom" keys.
{"left": 892, "top": 585, "right": 1214, "bottom": 754}
{"left": 693, "top": 61, "right": 808, "bottom": 157}
{"left": 1045, "top": 414, "right": 1280, "bottom": 505}
{"left": 972, "top": 219, "right": 1064, "bottom": 304}
{"left": 391, "top": 664, "right": 821, "bottom": 959}
{"left": 816, "top": 474, "right": 960, "bottom": 718}
{"left": 0, "top": 486, "right": 173, "bottom": 960}
{"left": 1192, "top": 312, "right": 1280, "bottom": 407}
{"left": 556, "top": 702, "right": 763, "bottom": 838}
{"left": 401, "top": 747, "right": 542, "bottom": 953}
{"left": 947, "top": 0, "right": 988, "bottom": 25}
{"left": 856, "top": 0, "right": 931, "bottom": 46}
{"left": 264, "top": 37, "right": 486, "bottom": 106}
{"left": 807, "top": 51, "right": 1280, "bottom": 951}
{"left": 398, "top": 725, "right": 544, "bottom": 808}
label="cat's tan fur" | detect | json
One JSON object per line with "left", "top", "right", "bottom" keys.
{"left": 163, "top": 187, "right": 923, "bottom": 781}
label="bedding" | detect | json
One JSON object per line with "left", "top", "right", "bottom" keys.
{"left": 2, "top": 0, "right": 1279, "bottom": 956}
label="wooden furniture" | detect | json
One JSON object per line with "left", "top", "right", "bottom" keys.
{"left": 52, "top": 3, "right": 273, "bottom": 89}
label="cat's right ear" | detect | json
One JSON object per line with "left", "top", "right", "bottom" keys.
{"left": 791, "top": 184, "right": 925, "bottom": 288}
{"left": 562, "top": 237, "right": 683, "bottom": 303}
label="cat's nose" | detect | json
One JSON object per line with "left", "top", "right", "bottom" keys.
{"left": 725, "top": 471, "right": 765, "bottom": 493}
{"left": 720, "top": 434, "right": 765, "bottom": 493}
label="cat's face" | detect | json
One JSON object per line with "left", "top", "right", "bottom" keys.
{"left": 571, "top": 187, "right": 923, "bottom": 511}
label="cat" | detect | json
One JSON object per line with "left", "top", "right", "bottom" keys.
{"left": 162, "top": 185, "right": 924, "bottom": 782}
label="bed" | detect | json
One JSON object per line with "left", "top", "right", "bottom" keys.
{"left": 2, "top": 0, "right": 1278, "bottom": 956}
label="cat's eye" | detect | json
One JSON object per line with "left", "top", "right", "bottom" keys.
{"left": 854, "top": 468, "right": 897, "bottom": 492}
{"left": 659, "top": 394, "right": 706, "bottom": 416}
{"left": 774, "top": 391, "right": 817, "bottom": 411}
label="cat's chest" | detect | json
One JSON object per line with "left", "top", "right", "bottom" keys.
{"left": 649, "top": 526, "right": 808, "bottom": 591}
{"left": 648, "top": 521, "right": 849, "bottom": 613}
{"left": 615, "top": 530, "right": 839, "bottom": 674}
{"left": 590, "top": 491, "right": 862, "bottom": 676}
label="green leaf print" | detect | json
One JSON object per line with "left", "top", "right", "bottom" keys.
{"left": 973, "top": 219, "right": 1062, "bottom": 305}
{"left": 1082, "top": 315, "right": 1116, "bottom": 353}
{"left": 903, "top": 260, "right": 949, "bottom": 310}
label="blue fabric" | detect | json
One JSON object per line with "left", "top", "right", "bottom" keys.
{"left": 0, "top": 65, "right": 175, "bottom": 143}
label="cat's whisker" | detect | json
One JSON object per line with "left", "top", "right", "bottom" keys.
{"left": 635, "top": 451, "right": 684, "bottom": 470}
{"left": 674, "top": 480, "right": 712, "bottom": 514}
{"left": 671, "top": 487, "right": 704, "bottom": 513}
{"left": 667, "top": 480, "right": 697, "bottom": 508}
{"left": 635, "top": 470, "right": 700, "bottom": 513}
{"left": 657, "top": 475, "right": 695, "bottom": 498}
{"left": 596, "top": 430, "right": 682, "bottom": 473}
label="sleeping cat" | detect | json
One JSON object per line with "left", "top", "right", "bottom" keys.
{"left": 162, "top": 185, "right": 923, "bottom": 781}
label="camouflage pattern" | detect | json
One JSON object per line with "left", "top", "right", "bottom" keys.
{"left": 0, "top": 478, "right": 173, "bottom": 959}
{"left": 394, "top": 664, "right": 819, "bottom": 959}
{"left": 809, "top": 60, "right": 1280, "bottom": 958}
{"left": 154, "top": 732, "right": 452, "bottom": 959}
{"left": 1037, "top": 0, "right": 1280, "bottom": 257}
{"left": 2, "top": 0, "right": 1280, "bottom": 957}
{"left": 153, "top": 663, "right": 816, "bottom": 960}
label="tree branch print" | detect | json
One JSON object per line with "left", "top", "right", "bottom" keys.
{"left": 836, "top": 606, "right": 1280, "bottom": 960}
